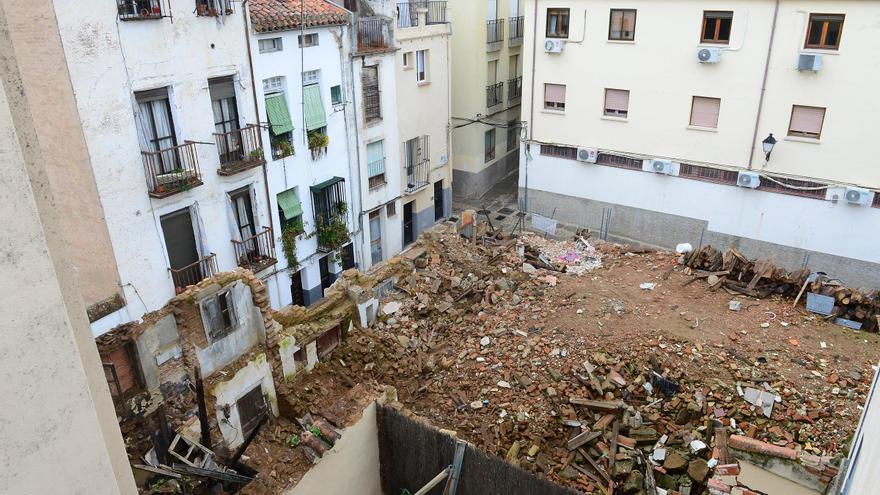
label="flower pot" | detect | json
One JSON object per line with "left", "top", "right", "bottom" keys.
{"left": 197, "top": 4, "right": 206, "bottom": 14}
{"left": 152, "top": 5, "right": 161, "bottom": 14}
{"left": 208, "top": 8, "right": 218, "bottom": 16}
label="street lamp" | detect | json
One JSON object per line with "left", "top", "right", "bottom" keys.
{"left": 762, "top": 133, "right": 777, "bottom": 161}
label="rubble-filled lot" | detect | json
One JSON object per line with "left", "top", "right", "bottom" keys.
{"left": 249, "top": 231, "right": 880, "bottom": 494}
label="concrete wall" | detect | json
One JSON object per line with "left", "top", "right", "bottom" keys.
{"left": 132, "top": 313, "right": 180, "bottom": 392}
{"left": 838, "top": 364, "right": 880, "bottom": 494}
{"left": 0, "top": 1, "right": 136, "bottom": 490}
{"left": 285, "top": 402, "right": 382, "bottom": 495}
{"left": 194, "top": 281, "right": 266, "bottom": 376}
{"left": 211, "top": 353, "right": 279, "bottom": 450}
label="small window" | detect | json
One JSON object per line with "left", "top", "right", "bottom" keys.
{"left": 298, "top": 33, "right": 319, "bottom": 47}
{"left": 609, "top": 9, "right": 637, "bottom": 41}
{"left": 386, "top": 202, "right": 396, "bottom": 217}
{"left": 330, "top": 85, "right": 343, "bottom": 105}
{"left": 263, "top": 76, "right": 284, "bottom": 93}
{"left": 402, "top": 51, "right": 413, "bottom": 69}
{"left": 367, "top": 140, "right": 386, "bottom": 189}
{"left": 258, "top": 37, "right": 283, "bottom": 53}
{"left": 604, "top": 88, "right": 629, "bottom": 118}
{"left": 690, "top": 96, "right": 721, "bottom": 128}
{"left": 416, "top": 50, "right": 428, "bottom": 82}
{"left": 484, "top": 129, "right": 496, "bottom": 162}
{"left": 701, "top": 11, "right": 732, "bottom": 44}
{"left": 788, "top": 105, "right": 825, "bottom": 139}
{"left": 302, "top": 69, "right": 321, "bottom": 86}
{"left": 805, "top": 14, "right": 844, "bottom": 50}
{"left": 201, "top": 289, "right": 236, "bottom": 342}
{"left": 544, "top": 83, "right": 566, "bottom": 110}
{"left": 546, "top": 8, "right": 570, "bottom": 38}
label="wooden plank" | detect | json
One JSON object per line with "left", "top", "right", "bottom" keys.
{"left": 567, "top": 430, "right": 603, "bottom": 451}
{"left": 568, "top": 398, "right": 625, "bottom": 412}
{"left": 578, "top": 447, "right": 613, "bottom": 486}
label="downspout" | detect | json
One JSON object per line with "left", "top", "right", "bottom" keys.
{"left": 747, "top": 0, "right": 779, "bottom": 170}
{"left": 242, "top": 0, "right": 274, "bottom": 235}
{"left": 525, "top": 0, "right": 539, "bottom": 213}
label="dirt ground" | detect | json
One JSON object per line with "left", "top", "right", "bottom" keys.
{"left": 242, "top": 234, "right": 880, "bottom": 494}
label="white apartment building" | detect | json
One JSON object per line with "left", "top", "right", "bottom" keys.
{"left": 521, "top": 0, "right": 880, "bottom": 288}
{"left": 449, "top": 0, "right": 524, "bottom": 198}
{"left": 250, "top": 0, "right": 359, "bottom": 308}
{"left": 394, "top": 1, "right": 453, "bottom": 240}
{"left": 55, "top": 0, "right": 277, "bottom": 334}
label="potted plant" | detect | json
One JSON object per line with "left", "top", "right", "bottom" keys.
{"left": 197, "top": 3, "right": 207, "bottom": 15}
{"left": 225, "top": 7, "right": 234, "bottom": 15}
{"left": 280, "top": 219, "right": 306, "bottom": 272}
{"left": 208, "top": 5, "right": 218, "bottom": 16}
{"left": 152, "top": 4, "right": 161, "bottom": 15}
{"left": 274, "top": 140, "right": 294, "bottom": 158}
{"left": 249, "top": 147, "right": 264, "bottom": 160}
{"left": 308, "top": 131, "right": 330, "bottom": 160}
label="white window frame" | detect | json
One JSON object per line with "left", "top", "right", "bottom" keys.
{"left": 298, "top": 33, "right": 319, "bottom": 47}
{"left": 302, "top": 69, "right": 321, "bottom": 86}
{"left": 263, "top": 76, "right": 285, "bottom": 94}
{"left": 416, "top": 50, "right": 428, "bottom": 82}
{"left": 258, "top": 37, "right": 283, "bottom": 53}
{"left": 402, "top": 51, "right": 413, "bottom": 70}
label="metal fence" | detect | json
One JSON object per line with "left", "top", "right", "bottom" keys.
{"left": 486, "top": 82, "right": 504, "bottom": 108}
{"left": 214, "top": 124, "right": 264, "bottom": 175}
{"left": 508, "top": 76, "right": 522, "bottom": 103}
{"left": 397, "top": 1, "right": 447, "bottom": 27}
{"left": 509, "top": 15, "right": 524, "bottom": 45}
{"left": 170, "top": 253, "right": 217, "bottom": 292}
{"left": 358, "top": 17, "right": 388, "bottom": 50}
{"left": 142, "top": 141, "right": 202, "bottom": 198}
{"left": 232, "top": 227, "right": 276, "bottom": 273}
{"left": 486, "top": 19, "right": 505, "bottom": 45}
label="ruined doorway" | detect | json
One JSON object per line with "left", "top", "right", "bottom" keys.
{"left": 236, "top": 385, "right": 266, "bottom": 439}
{"left": 403, "top": 201, "right": 415, "bottom": 246}
{"left": 290, "top": 269, "right": 305, "bottom": 307}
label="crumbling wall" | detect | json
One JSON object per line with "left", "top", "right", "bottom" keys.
{"left": 210, "top": 353, "right": 279, "bottom": 450}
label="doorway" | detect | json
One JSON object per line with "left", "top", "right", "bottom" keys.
{"left": 161, "top": 208, "right": 200, "bottom": 287}
{"left": 319, "top": 255, "right": 332, "bottom": 297}
{"left": 236, "top": 385, "right": 267, "bottom": 439}
{"left": 369, "top": 210, "right": 383, "bottom": 265}
{"left": 290, "top": 270, "right": 305, "bottom": 307}
{"left": 403, "top": 201, "right": 415, "bottom": 246}
{"left": 434, "top": 180, "right": 444, "bottom": 221}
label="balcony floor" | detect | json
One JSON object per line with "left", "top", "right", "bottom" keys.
{"left": 217, "top": 158, "right": 266, "bottom": 176}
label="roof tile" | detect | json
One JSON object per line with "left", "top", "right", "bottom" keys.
{"left": 250, "top": 0, "right": 349, "bottom": 33}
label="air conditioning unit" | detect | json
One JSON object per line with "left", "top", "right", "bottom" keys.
{"left": 736, "top": 171, "right": 761, "bottom": 189}
{"left": 844, "top": 186, "right": 870, "bottom": 206}
{"left": 797, "top": 53, "right": 823, "bottom": 71}
{"left": 697, "top": 47, "right": 722, "bottom": 63}
{"left": 648, "top": 159, "right": 678, "bottom": 176}
{"left": 544, "top": 39, "right": 564, "bottom": 54}
{"left": 576, "top": 147, "right": 598, "bottom": 163}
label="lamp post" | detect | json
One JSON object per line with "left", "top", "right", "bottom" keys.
{"left": 762, "top": 133, "right": 777, "bottom": 161}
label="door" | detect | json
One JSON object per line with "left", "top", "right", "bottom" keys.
{"left": 319, "top": 255, "right": 332, "bottom": 296}
{"left": 341, "top": 243, "right": 356, "bottom": 270}
{"left": 230, "top": 188, "right": 257, "bottom": 241}
{"left": 369, "top": 210, "right": 383, "bottom": 265}
{"left": 136, "top": 89, "right": 178, "bottom": 172}
{"left": 434, "top": 180, "right": 444, "bottom": 221}
{"left": 403, "top": 201, "right": 415, "bottom": 246}
{"left": 290, "top": 270, "right": 305, "bottom": 307}
{"left": 210, "top": 77, "right": 241, "bottom": 163}
{"left": 236, "top": 385, "right": 267, "bottom": 439}
{"left": 161, "top": 207, "right": 199, "bottom": 267}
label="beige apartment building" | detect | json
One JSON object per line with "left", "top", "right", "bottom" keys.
{"left": 521, "top": 0, "right": 880, "bottom": 288}
{"left": 395, "top": 1, "right": 453, "bottom": 238}
{"left": 450, "top": 0, "right": 524, "bottom": 198}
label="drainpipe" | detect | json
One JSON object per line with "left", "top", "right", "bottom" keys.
{"left": 524, "top": 0, "right": 540, "bottom": 213}
{"left": 242, "top": 0, "right": 275, "bottom": 235}
{"left": 747, "top": 0, "right": 779, "bottom": 170}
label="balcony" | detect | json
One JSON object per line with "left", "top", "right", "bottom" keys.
{"left": 509, "top": 16, "right": 524, "bottom": 46}
{"left": 142, "top": 141, "right": 203, "bottom": 198}
{"left": 117, "top": 0, "right": 164, "bottom": 20}
{"left": 397, "top": 1, "right": 448, "bottom": 27}
{"left": 405, "top": 158, "right": 430, "bottom": 193}
{"left": 357, "top": 17, "right": 391, "bottom": 52}
{"left": 233, "top": 227, "right": 277, "bottom": 273}
{"left": 215, "top": 124, "right": 265, "bottom": 176}
{"left": 486, "top": 82, "right": 504, "bottom": 109}
{"left": 367, "top": 158, "right": 387, "bottom": 189}
{"left": 508, "top": 76, "right": 522, "bottom": 105}
{"left": 170, "top": 253, "right": 217, "bottom": 293}
{"left": 487, "top": 19, "right": 504, "bottom": 51}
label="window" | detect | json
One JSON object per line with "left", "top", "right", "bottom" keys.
{"left": 402, "top": 51, "right": 412, "bottom": 69}
{"left": 362, "top": 66, "right": 381, "bottom": 122}
{"left": 701, "top": 11, "right": 732, "bottom": 44}
{"left": 117, "top": 0, "right": 162, "bottom": 20}
{"left": 689, "top": 96, "right": 721, "bottom": 128}
{"left": 264, "top": 91, "right": 294, "bottom": 158}
{"left": 263, "top": 76, "right": 284, "bottom": 93}
{"left": 484, "top": 129, "right": 496, "bottom": 162}
{"left": 367, "top": 140, "right": 386, "bottom": 189}
{"left": 404, "top": 136, "right": 430, "bottom": 192}
{"left": 311, "top": 177, "right": 347, "bottom": 227}
{"left": 331, "top": 85, "right": 343, "bottom": 106}
{"left": 135, "top": 88, "right": 179, "bottom": 173}
{"left": 544, "top": 83, "right": 566, "bottom": 110}
{"left": 609, "top": 9, "right": 637, "bottom": 41}
{"left": 604, "top": 88, "right": 629, "bottom": 118}
{"left": 788, "top": 105, "right": 825, "bottom": 139}
{"left": 507, "top": 119, "right": 519, "bottom": 151}
{"left": 805, "top": 14, "right": 844, "bottom": 50}
{"left": 303, "top": 84, "right": 327, "bottom": 134}
{"left": 369, "top": 210, "right": 382, "bottom": 265}
{"left": 209, "top": 77, "right": 241, "bottom": 164}
{"left": 546, "top": 8, "right": 570, "bottom": 38}
{"left": 386, "top": 202, "right": 396, "bottom": 217}
{"left": 258, "top": 37, "right": 283, "bottom": 53}
{"left": 201, "top": 289, "right": 236, "bottom": 342}
{"left": 416, "top": 50, "right": 428, "bottom": 82}
{"left": 302, "top": 69, "right": 321, "bottom": 86}
{"left": 277, "top": 188, "right": 303, "bottom": 230}
{"left": 298, "top": 33, "right": 319, "bottom": 47}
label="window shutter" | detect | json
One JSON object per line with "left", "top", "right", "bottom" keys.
{"left": 621, "top": 11, "right": 635, "bottom": 32}
{"left": 690, "top": 97, "right": 720, "bottom": 128}
{"left": 605, "top": 89, "right": 629, "bottom": 111}
{"left": 790, "top": 106, "right": 825, "bottom": 135}
{"left": 544, "top": 84, "right": 566, "bottom": 104}
{"left": 224, "top": 290, "right": 236, "bottom": 327}
{"left": 202, "top": 297, "right": 223, "bottom": 340}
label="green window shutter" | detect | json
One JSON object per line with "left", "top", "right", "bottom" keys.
{"left": 303, "top": 84, "right": 327, "bottom": 131}
{"left": 265, "top": 94, "right": 294, "bottom": 136}
{"left": 277, "top": 189, "right": 303, "bottom": 221}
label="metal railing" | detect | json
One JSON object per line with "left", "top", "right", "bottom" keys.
{"left": 397, "top": 1, "right": 447, "bottom": 27}
{"left": 142, "top": 141, "right": 202, "bottom": 198}
{"left": 426, "top": 1, "right": 447, "bottom": 24}
{"left": 170, "top": 253, "right": 217, "bottom": 292}
{"left": 117, "top": 0, "right": 163, "bottom": 20}
{"left": 507, "top": 76, "right": 522, "bottom": 103}
{"left": 358, "top": 17, "right": 388, "bottom": 50}
{"left": 486, "top": 82, "right": 504, "bottom": 108}
{"left": 215, "top": 124, "right": 264, "bottom": 175}
{"left": 509, "top": 16, "right": 524, "bottom": 45}
{"left": 232, "top": 227, "right": 277, "bottom": 273}
{"left": 405, "top": 159, "right": 430, "bottom": 193}
{"left": 367, "top": 158, "right": 386, "bottom": 189}
{"left": 487, "top": 19, "right": 505, "bottom": 47}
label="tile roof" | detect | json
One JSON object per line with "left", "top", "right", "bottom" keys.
{"left": 250, "top": 0, "right": 349, "bottom": 33}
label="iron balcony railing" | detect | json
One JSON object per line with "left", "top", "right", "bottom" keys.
{"left": 487, "top": 19, "right": 505, "bottom": 47}
{"left": 215, "top": 124, "right": 265, "bottom": 176}
{"left": 357, "top": 17, "right": 389, "bottom": 51}
{"left": 117, "top": 0, "right": 163, "bottom": 20}
{"left": 487, "top": 82, "right": 504, "bottom": 108}
{"left": 367, "top": 158, "right": 386, "bottom": 189}
{"left": 508, "top": 76, "right": 523, "bottom": 103}
{"left": 426, "top": 1, "right": 447, "bottom": 24}
{"left": 170, "top": 253, "right": 217, "bottom": 293}
{"left": 405, "top": 159, "right": 430, "bottom": 193}
{"left": 232, "top": 227, "right": 277, "bottom": 273}
{"left": 509, "top": 16, "right": 524, "bottom": 45}
{"left": 397, "top": 1, "right": 447, "bottom": 27}
{"left": 142, "top": 141, "right": 203, "bottom": 198}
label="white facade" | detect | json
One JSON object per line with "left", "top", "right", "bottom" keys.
{"left": 520, "top": 0, "right": 880, "bottom": 288}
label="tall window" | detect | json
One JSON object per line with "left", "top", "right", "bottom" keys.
{"left": 701, "top": 11, "right": 732, "bottom": 44}
{"left": 209, "top": 77, "right": 240, "bottom": 163}
{"left": 689, "top": 96, "right": 721, "bottom": 128}
{"left": 484, "top": 129, "right": 496, "bottom": 162}
{"left": 805, "top": 14, "right": 844, "bottom": 50}
{"left": 544, "top": 83, "right": 566, "bottom": 110}
{"left": 604, "top": 88, "right": 630, "bottom": 118}
{"left": 200, "top": 289, "right": 236, "bottom": 342}
{"left": 546, "top": 8, "right": 570, "bottom": 38}
{"left": 135, "top": 88, "right": 178, "bottom": 172}
{"left": 362, "top": 66, "right": 381, "bottom": 122}
{"left": 416, "top": 50, "right": 428, "bottom": 82}
{"left": 788, "top": 105, "right": 826, "bottom": 139}
{"left": 263, "top": 77, "right": 294, "bottom": 159}
{"left": 367, "top": 140, "right": 386, "bottom": 189}
{"left": 404, "top": 136, "right": 430, "bottom": 191}
{"left": 609, "top": 9, "right": 637, "bottom": 41}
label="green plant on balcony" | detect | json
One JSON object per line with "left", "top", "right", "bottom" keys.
{"left": 279, "top": 218, "right": 306, "bottom": 272}
{"left": 308, "top": 131, "right": 330, "bottom": 160}
{"left": 249, "top": 147, "right": 264, "bottom": 160}
{"left": 313, "top": 202, "right": 348, "bottom": 259}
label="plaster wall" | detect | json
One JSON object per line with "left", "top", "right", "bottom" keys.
{"left": 132, "top": 313, "right": 180, "bottom": 392}
{"left": 211, "top": 354, "right": 279, "bottom": 449}
{"left": 194, "top": 281, "right": 266, "bottom": 376}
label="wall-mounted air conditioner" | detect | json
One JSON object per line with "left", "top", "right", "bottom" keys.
{"left": 697, "top": 47, "right": 722, "bottom": 64}
{"left": 646, "top": 159, "right": 679, "bottom": 176}
{"left": 576, "top": 147, "right": 598, "bottom": 163}
{"left": 544, "top": 39, "right": 564, "bottom": 54}
{"left": 797, "top": 53, "right": 823, "bottom": 71}
{"left": 844, "top": 186, "right": 871, "bottom": 206}
{"left": 736, "top": 171, "right": 760, "bottom": 189}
